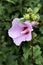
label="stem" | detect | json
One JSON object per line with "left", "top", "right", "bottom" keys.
{"left": 32, "top": 45, "right": 34, "bottom": 65}
{"left": 30, "top": 33, "right": 34, "bottom": 65}
{"left": 19, "top": 0, "right": 23, "bottom": 15}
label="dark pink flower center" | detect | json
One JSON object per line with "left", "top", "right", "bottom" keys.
{"left": 21, "top": 27, "right": 29, "bottom": 34}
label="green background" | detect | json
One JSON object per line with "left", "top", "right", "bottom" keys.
{"left": 0, "top": 0, "right": 43, "bottom": 65}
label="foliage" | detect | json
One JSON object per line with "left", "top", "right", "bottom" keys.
{"left": 0, "top": 0, "right": 43, "bottom": 65}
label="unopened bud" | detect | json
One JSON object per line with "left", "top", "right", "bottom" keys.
{"left": 24, "top": 14, "right": 30, "bottom": 20}
{"left": 31, "top": 14, "right": 40, "bottom": 21}
{"left": 27, "top": 8, "right": 33, "bottom": 13}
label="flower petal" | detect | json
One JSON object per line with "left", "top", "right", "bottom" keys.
{"left": 25, "top": 32, "right": 32, "bottom": 41}
{"left": 13, "top": 32, "right": 32, "bottom": 46}
{"left": 24, "top": 21, "right": 33, "bottom": 31}
{"left": 12, "top": 18, "right": 20, "bottom": 26}
{"left": 8, "top": 24, "right": 22, "bottom": 38}
{"left": 13, "top": 35, "right": 26, "bottom": 46}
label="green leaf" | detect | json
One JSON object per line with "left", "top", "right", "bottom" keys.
{"left": 35, "top": 56, "right": 43, "bottom": 65}
{"left": 33, "top": 36, "right": 43, "bottom": 44}
{"left": 40, "top": 15, "right": 43, "bottom": 21}
{"left": 33, "top": 32, "right": 37, "bottom": 39}
{"left": 6, "top": 54, "right": 18, "bottom": 65}
{"left": 33, "top": 45, "right": 43, "bottom": 65}
{"left": 33, "top": 7, "right": 40, "bottom": 14}
{"left": 22, "top": 57, "right": 32, "bottom": 65}
{"left": 33, "top": 45, "right": 42, "bottom": 58}
{"left": 11, "top": 13, "right": 19, "bottom": 19}
{"left": 40, "top": 26, "right": 43, "bottom": 34}
{"left": 38, "top": 37, "right": 43, "bottom": 44}
{"left": 6, "top": 0, "right": 17, "bottom": 4}
{"left": 4, "top": 22, "right": 11, "bottom": 30}
{"left": 0, "top": 54, "right": 4, "bottom": 65}
{"left": 0, "top": 4, "right": 4, "bottom": 15}
{"left": 23, "top": 45, "right": 32, "bottom": 60}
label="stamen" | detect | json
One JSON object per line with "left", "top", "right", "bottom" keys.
{"left": 21, "top": 29, "right": 29, "bottom": 34}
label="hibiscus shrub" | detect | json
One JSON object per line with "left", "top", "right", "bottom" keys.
{"left": 0, "top": 0, "right": 43, "bottom": 65}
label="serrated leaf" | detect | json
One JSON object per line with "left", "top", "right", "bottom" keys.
{"left": 33, "top": 45, "right": 42, "bottom": 58}
{"left": 23, "top": 46, "right": 32, "bottom": 60}
{"left": 35, "top": 56, "right": 43, "bottom": 65}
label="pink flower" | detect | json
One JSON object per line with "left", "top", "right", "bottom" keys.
{"left": 8, "top": 18, "right": 33, "bottom": 46}
{"left": 31, "top": 21, "right": 39, "bottom": 27}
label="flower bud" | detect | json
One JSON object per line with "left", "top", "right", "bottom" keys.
{"left": 27, "top": 8, "right": 33, "bottom": 13}
{"left": 31, "top": 14, "right": 40, "bottom": 21}
{"left": 24, "top": 14, "right": 30, "bottom": 20}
